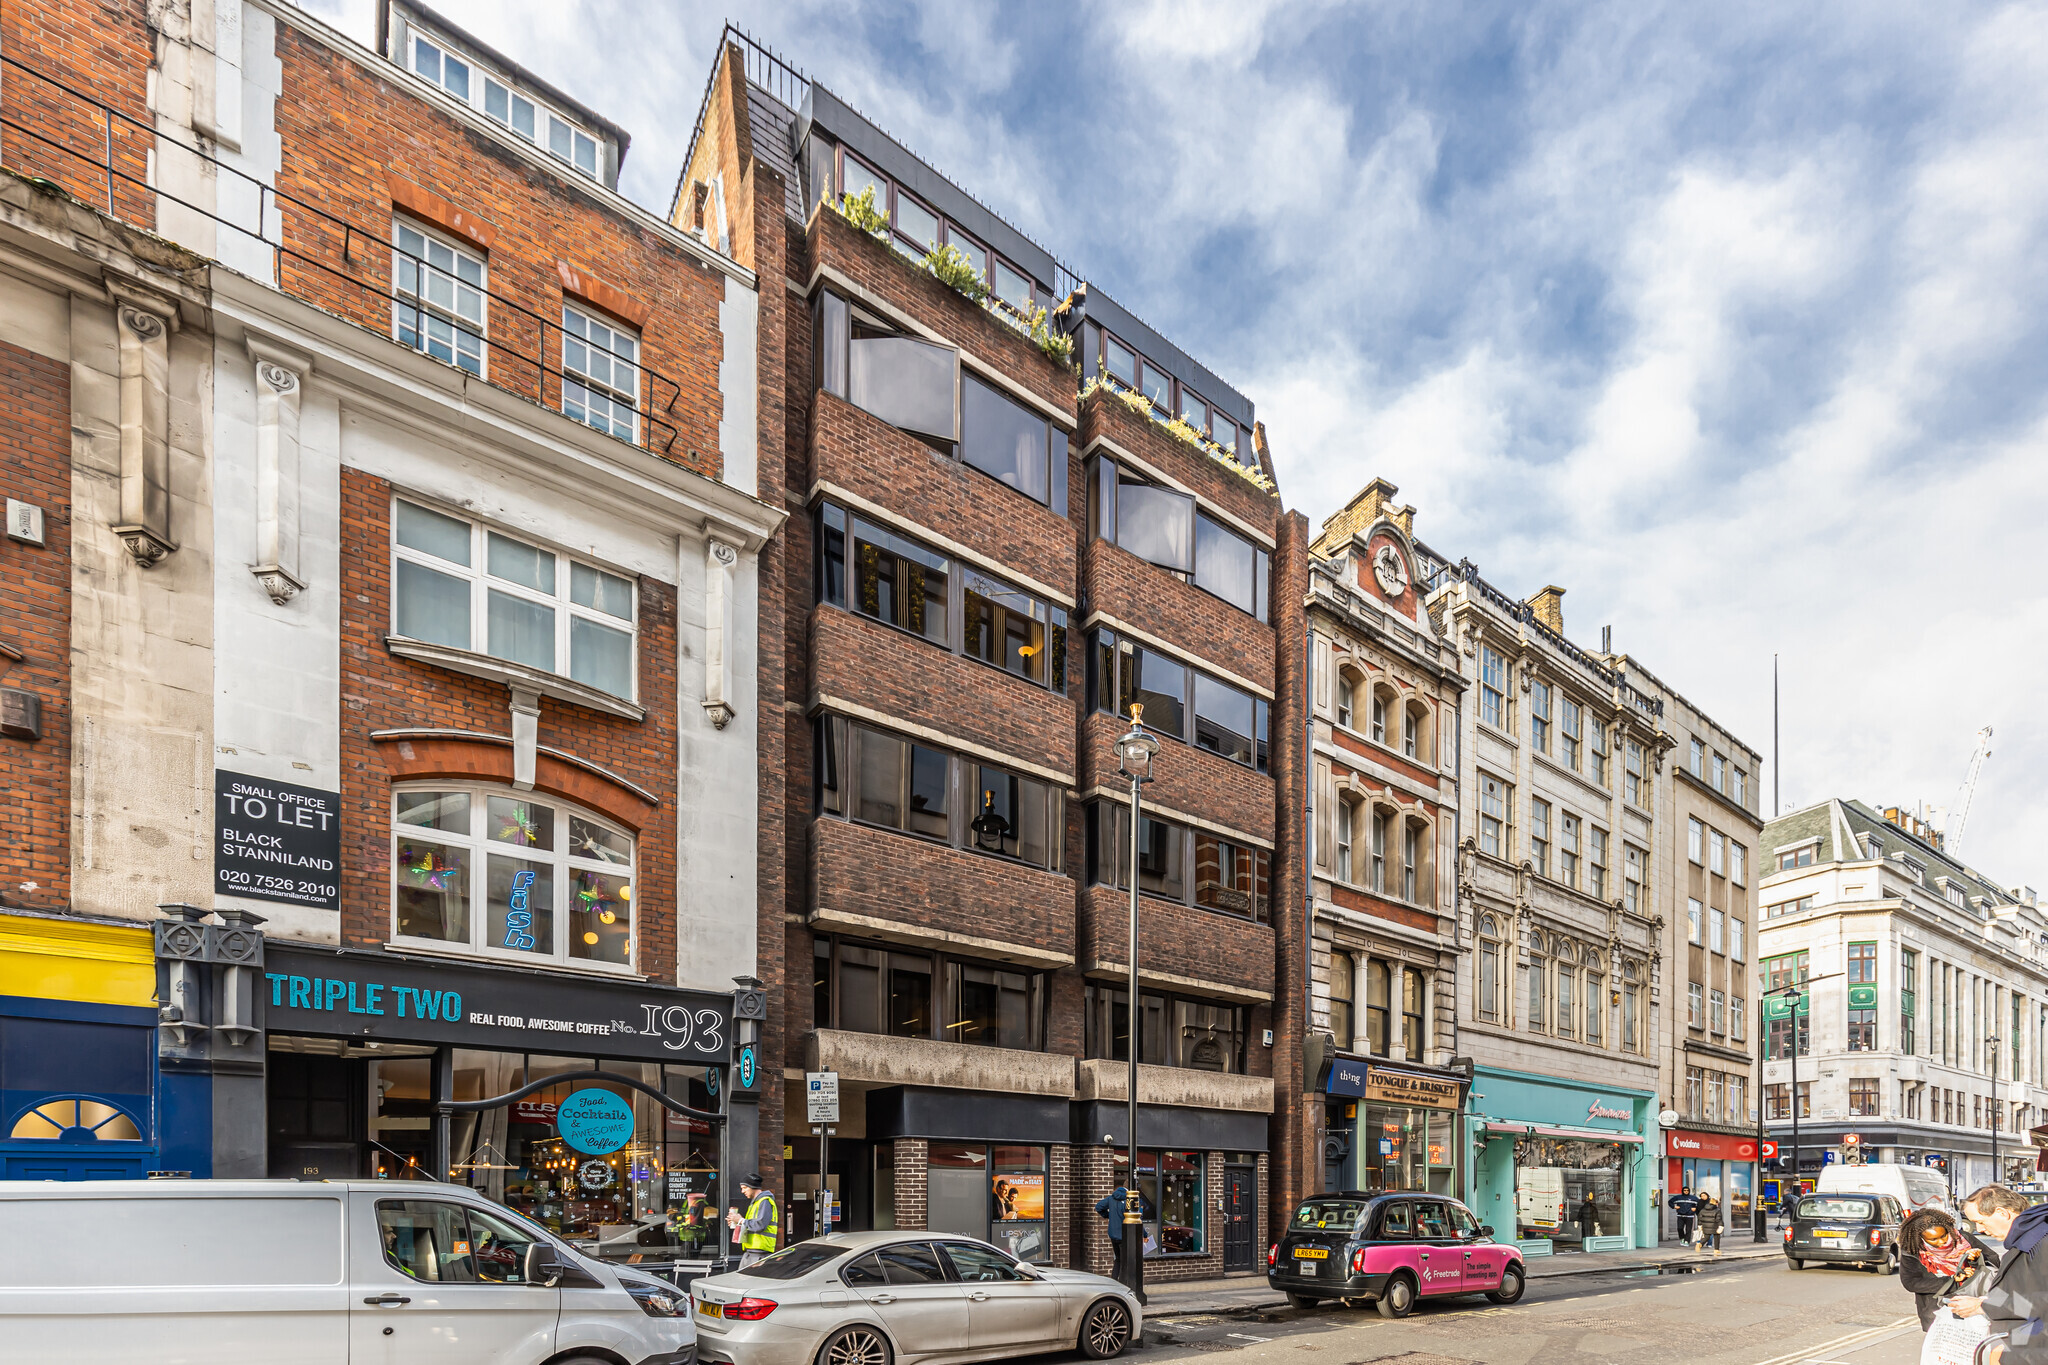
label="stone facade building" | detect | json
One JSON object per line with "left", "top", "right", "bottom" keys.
{"left": 1758, "top": 800, "right": 2048, "bottom": 1195}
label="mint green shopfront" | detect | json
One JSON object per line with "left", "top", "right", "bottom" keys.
{"left": 1465, "top": 1067, "right": 1656, "bottom": 1255}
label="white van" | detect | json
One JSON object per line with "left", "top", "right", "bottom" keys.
{"left": 1817, "top": 1162, "right": 1951, "bottom": 1211}
{"left": 0, "top": 1179, "right": 695, "bottom": 1365}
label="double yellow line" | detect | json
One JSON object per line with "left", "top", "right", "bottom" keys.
{"left": 1745, "top": 1316, "right": 1917, "bottom": 1365}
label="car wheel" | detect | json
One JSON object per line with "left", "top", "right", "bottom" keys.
{"left": 1286, "top": 1292, "right": 1320, "bottom": 1310}
{"left": 818, "top": 1324, "right": 893, "bottom": 1365}
{"left": 1376, "top": 1273, "right": 1417, "bottom": 1319}
{"left": 1487, "top": 1264, "right": 1526, "bottom": 1305}
{"left": 1079, "top": 1298, "right": 1134, "bottom": 1360}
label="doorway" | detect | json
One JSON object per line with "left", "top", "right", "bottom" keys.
{"left": 1222, "top": 1165, "right": 1255, "bottom": 1271}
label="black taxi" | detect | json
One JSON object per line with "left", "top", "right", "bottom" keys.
{"left": 1784, "top": 1192, "right": 1903, "bottom": 1272}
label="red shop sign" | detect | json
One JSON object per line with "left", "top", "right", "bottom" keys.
{"left": 512, "top": 1100, "right": 558, "bottom": 1122}
{"left": 1666, "top": 1130, "right": 1757, "bottom": 1161}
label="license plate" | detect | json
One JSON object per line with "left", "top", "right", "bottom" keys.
{"left": 1814, "top": 1230, "right": 1845, "bottom": 1239}
{"left": 1294, "top": 1247, "right": 1329, "bottom": 1259}
{"left": 1298, "top": 1263, "right": 1317, "bottom": 1276}
{"left": 696, "top": 1301, "right": 724, "bottom": 1318}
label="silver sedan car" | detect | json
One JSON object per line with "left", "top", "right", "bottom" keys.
{"left": 691, "top": 1231, "right": 1142, "bottom": 1365}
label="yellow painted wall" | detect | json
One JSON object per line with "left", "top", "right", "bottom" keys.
{"left": 0, "top": 912, "right": 155, "bottom": 1008}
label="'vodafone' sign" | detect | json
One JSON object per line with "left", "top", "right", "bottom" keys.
{"left": 1666, "top": 1130, "right": 1759, "bottom": 1160}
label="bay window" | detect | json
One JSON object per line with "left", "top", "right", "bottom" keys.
{"left": 392, "top": 785, "right": 634, "bottom": 969}
{"left": 1088, "top": 630, "right": 1269, "bottom": 773}
{"left": 815, "top": 933, "right": 1045, "bottom": 1050}
{"left": 1087, "top": 457, "right": 1269, "bottom": 621}
{"left": 391, "top": 498, "right": 636, "bottom": 700}
{"left": 1085, "top": 802, "right": 1270, "bottom": 923}
{"left": 815, "top": 502, "right": 1069, "bottom": 693}
{"left": 815, "top": 716, "right": 1062, "bottom": 872}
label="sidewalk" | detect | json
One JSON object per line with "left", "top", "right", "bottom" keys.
{"left": 1143, "top": 1240, "right": 1784, "bottom": 1318}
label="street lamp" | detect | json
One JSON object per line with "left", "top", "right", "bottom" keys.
{"left": 1990, "top": 1037, "right": 2002, "bottom": 1188}
{"left": 1113, "top": 705, "right": 1159, "bottom": 1305}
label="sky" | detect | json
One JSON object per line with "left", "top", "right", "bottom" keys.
{"left": 300, "top": 0, "right": 2048, "bottom": 894}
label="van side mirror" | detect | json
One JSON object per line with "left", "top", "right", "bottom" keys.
{"left": 523, "top": 1244, "right": 564, "bottom": 1288}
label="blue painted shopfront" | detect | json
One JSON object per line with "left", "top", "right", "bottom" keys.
{"left": 1466, "top": 1066, "right": 1655, "bottom": 1254}
{"left": 0, "top": 995, "right": 162, "bottom": 1180}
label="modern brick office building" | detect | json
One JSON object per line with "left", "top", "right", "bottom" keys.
{"left": 679, "top": 32, "right": 1310, "bottom": 1277}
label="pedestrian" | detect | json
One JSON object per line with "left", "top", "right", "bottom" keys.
{"left": 1577, "top": 1191, "right": 1600, "bottom": 1240}
{"left": 1668, "top": 1186, "right": 1701, "bottom": 1246}
{"left": 724, "top": 1173, "right": 780, "bottom": 1269}
{"left": 1094, "top": 1181, "right": 1156, "bottom": 1263}
{"left": 1698, "top": 1194, "right": 1723, "bottom": 1254}
{"left": 1949, "top": 1185, "right": 2047, "bottom": 1365}
{"left": 1899, "top": 1206, "right": 1990, "bottom": 1330}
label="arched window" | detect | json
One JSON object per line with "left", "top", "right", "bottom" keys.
{"left": 9, "top": 1097, "right": 142, "bottom": 1142}
{"left": 1403, "top": 702, "right": 1427, "bottom": 761}
{"left": 1402, "top": 818, "right": 1422, "bottom": 903}
{"left": 1585, "top": 954, "right": 1605, "bottom": 1045}
{"left": 1329, "top": 951, "right": 1355, "bottom": 1050}
{"left": 1476, "top": 915, "right": 1503, "bottom": 1023}
{"left": 1336, "top": 796, "right": 1356, "bottom": 884}
{"left": 1527, "top": 938, "right": 1548, "bottom": 1033}
{"left": 1335, "top": 667, "right": 1361, "bottom": 729}
{"left": 1555, "top": 942, "right": 1577, "bottom": 1038}
{"left": 1364, "top": 960, "right": 1392, "bottom": 1055}
{"left": 1369, "top": 687, "right": 1389, "bottom": 744}
{"left": 393, "top": 784, "right": 636, "bottom": 970}
{"left": 1401, "top": 966, "right": 1426, "bottom": 1058}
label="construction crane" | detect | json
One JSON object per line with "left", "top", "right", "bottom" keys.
{"left": 1946, "top": 726, "right": 1994, "bottom": 855}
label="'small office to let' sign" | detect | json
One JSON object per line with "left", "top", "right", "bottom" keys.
{"left": 215, "top": 770, "right": 343, "bottom": 911}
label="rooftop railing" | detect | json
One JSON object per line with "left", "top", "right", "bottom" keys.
{"left": 0, "top": 53, "right": 688, "bottom": 458}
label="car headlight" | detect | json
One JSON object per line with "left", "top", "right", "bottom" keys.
{"left": 624, "top": 1280, "right": 686, "bottom": 1317}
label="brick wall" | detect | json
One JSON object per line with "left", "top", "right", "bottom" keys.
{"left": 0, "top": 0, "right": 156, "bottom": 227}
{"left": 267, "top": 25, "right": 731, "bottom": 483}
{"left": 0, "top": 342, "right": 72, "bottom": 909}
{"left": 892, "top": 1137, "right": 929, "bottom": 1229}
{"left": 335, "top": 469, "right": 680, "bottom": 978}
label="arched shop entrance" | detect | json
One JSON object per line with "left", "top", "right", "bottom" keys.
{"left": 262, "top": 943, "right": 737, "bottom": 1269}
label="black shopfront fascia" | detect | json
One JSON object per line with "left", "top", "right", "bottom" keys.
{"left": 861, "top": 1086, "right": 1268, "bottom": 1154}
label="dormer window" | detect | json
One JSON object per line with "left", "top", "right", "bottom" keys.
{"left": 408, "top": 32, "right": 603, "bottom": 182}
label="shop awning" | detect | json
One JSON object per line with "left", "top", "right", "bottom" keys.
{"left": 1485, "top": 1121, "right": 1644, "bottom": 1144}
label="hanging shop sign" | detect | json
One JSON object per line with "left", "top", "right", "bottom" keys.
{"left": 1764, "top": 993, "right": 1811, "bottom": 1019}
{"left": 557, "top": 1088, "right": 635, "bottom": 1155}
{"left": 263, "top": 942, "right": 733, "bottom": 1065}
{"left": 215, "top": 770, "right": 342, "bottom": 911}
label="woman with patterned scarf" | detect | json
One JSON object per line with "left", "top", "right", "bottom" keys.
{"left": 1901, "top": 1205, "right": 1993, "bottom": 1330}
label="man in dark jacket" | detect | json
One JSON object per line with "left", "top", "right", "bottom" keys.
{"left": 1095, "top": 1186, "right": 1156, "bottom": 1247}
{"left": 1950, "top": 1185, "right": 2047, "bottom": 1365}
{"left": 1668, "top": 1188, "right": 1701, "bottom": 1245}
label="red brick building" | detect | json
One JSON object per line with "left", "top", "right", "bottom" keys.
{"left": 0, "top": 0, "right": 785, "bottom": 1237}
{"left": 681, "top": 33, "right": 1311, "bottom": 1276}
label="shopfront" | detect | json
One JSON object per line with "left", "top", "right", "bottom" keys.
{"left": 1324, "top": 1057, "right": 1465, "bottom": 1197}
{"left": 0, "top": 912, "right": 163, "bottom": 1181}
{"left": 262, "top": 942, "right": 733, "bottom": 1262}
{"left": 1665, "top": 1129, "right": 1757, "bottom": 1237}
{"left": 1468, "top": 1066, "right": 1655, "bottom": 1253}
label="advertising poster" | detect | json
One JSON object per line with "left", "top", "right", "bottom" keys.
{"left": 993, "top": 1172, "right": 1045, "bottom": 1221}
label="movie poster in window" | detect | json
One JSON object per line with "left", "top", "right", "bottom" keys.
{"left": 993, "top": 1172, "right": 1044, "bottom": 1221}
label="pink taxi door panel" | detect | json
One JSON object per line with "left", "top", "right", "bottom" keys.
{"left": 1413, "top": 1201, "right": 1462, "bottom": 1295}
{"left": 1446, "top": 1202, "right": 1495, "bottom": 1291}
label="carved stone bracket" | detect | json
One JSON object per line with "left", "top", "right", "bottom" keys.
{"left": 106, "top": 282, "right": 181, "bottom": 568}
{"left": 701, "top": 535, "right": 740, "bottom": 730}
{"left": 245, "top": 336, "right": 311, "bottom": 604}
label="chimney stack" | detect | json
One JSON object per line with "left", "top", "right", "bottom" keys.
{"left": 1527, "top": 585, "right": 1566, "bottom": 634}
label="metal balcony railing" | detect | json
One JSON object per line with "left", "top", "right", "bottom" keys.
{"left": 0, "top": 53, "right": 687, "bottom": 458}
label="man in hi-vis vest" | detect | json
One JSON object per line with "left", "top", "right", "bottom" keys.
{"left": 727, "top": 1173, "right": 779, "bottom": 1268}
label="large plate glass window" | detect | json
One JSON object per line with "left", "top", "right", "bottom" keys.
{"left": 394, "top": 219, "right": 486, "bottom": 376}
{"left": 960, "top": 373, "right": 1067, "bottom": 510}
{"left": 392, "top": 784, "right": 634, "bottom": 968}
{"left": 1112, "top": 1149, "right": 1206, "bottom": 1254}
{"left": 1086, "top": 630, "right": 1269, "bottom": 773}
{"left": 814, "top": 934, "right": 1047, "bottom": 1051}
{"left": 814, "top": 717, "right": 1062, "bottom": 872}
{"left": 391, "top": 499, "right": 636, "bottom": 701}
{"left": 1085, "top": 801, "right": 1269, "bottom": 924}
{"left": 561, "top": 305, "right": 639, "bottom": 441}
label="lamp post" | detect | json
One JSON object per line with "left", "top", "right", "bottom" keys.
{"left": 1754, "top": 991, "right": 1767, "bottom": 1242}
{"left": 1767, "top": 980, "right": 1807, "bottom": 1207}
{"left": 1113, "top": 705, "right": 1159, "bottom": 1305}
{"left": 1990, "top": 1037, "right": 2002, "bottom": 1188}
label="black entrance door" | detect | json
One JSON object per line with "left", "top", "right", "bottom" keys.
{"left": 1223, "top": 1165, "right": 1255, "bottom": 1270}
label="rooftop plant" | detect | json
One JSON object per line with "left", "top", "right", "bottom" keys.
{"left": 1080, "top": 375, "right": 1275, "bottom": 493}
{"left": 828, "top": 183, "right": 890, "bottom": 239}
{"left": 922, "top": 244, "right": 990, "bottom": 304}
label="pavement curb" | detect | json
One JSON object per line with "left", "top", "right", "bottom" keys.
{"left": 1145, "top": 1247, "right": 1784, "bottom": 1319}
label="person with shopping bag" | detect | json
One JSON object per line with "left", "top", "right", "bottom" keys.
{"left": 1900, "top": 1206, "right": 1991, "bottom": 1331}
{"left": 1942, "top": 1185, "right": 2043, "bottom": 1365}
{"left": 1698, "top": 1194, "right": 1724, "bottom": 1254}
